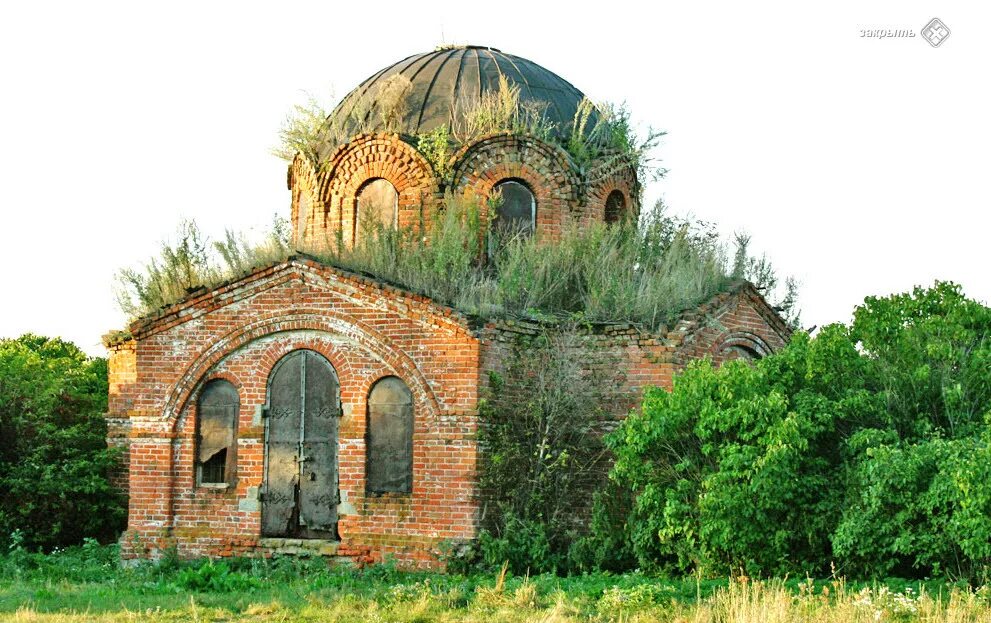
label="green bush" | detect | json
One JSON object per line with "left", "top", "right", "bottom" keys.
{"left": 609, "top": 282, "right": 991, "bottom": 580}
{"left": 0, "top": 335, "right": 125, "bottom": 551}
{"left": 473, "top": 330, "right": 617, "bottom": 575}
{"left": 174, "top": 560, "right": 262, "bottom": 593}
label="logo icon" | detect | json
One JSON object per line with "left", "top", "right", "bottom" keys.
{"left": 921, "top": 18, "right": 950, "bottom": 47}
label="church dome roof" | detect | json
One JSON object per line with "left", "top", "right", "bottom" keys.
{"left": 327, "top": 45, "right": 589, "bottom": 140}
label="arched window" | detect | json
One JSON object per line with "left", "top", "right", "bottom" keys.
{"left": 366, "top": 376, "right": 413, "bottom": 494}
{"left": 715, "top": 332, "right": 771, "bottom": 364}
{"left": 356, "top": 178, "right": 398, "bottom": 237}
{"left": 604, "top": 190, "right": 626, "bottom": 224}
{"left": 196, "top": 379, "right": 239, "bottom": 486}
{"left": 490, "top": 179, "right": 536, "bottom": 249}
{"left": 721, "top": 344, "right": 761, "bottom": 362}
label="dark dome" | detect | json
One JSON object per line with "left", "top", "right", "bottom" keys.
{"left": 327, "top": 45, "right": 589, "bottom": 139}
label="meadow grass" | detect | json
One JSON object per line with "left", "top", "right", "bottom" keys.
{"left": 1, "top": 546, "right": 988, "bottom": 622}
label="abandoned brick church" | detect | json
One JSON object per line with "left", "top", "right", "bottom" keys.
{"left": 104, "top": 46, "right": 791, "bottom": 567}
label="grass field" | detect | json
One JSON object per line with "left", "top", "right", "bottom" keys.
{"left": 1, "top": 545, "right": 988, "bottom": 622}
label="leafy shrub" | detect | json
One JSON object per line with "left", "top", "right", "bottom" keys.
{"left": 608, "top": 282, "right": 991, "bottom": 580}
{"left": 566, "top": 481, "right": 639, "bottom": 573}
{"left": 832, "top": 283, "right": 991, "bottom": 579}
{"left": 416, "top": 125, "right": 454, "bottom": 181}
{"left": 174, "top": 560, "right": 262, "bottom": 593}
{"left": 472, "top": 329, "right": 623, "bottom": 575}
{"left": 0, "top": 335, "right": 125, "bottom": 551}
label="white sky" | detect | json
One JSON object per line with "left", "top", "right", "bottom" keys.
{"left": 1, "top": 1, "right": 988, "bottom": 357}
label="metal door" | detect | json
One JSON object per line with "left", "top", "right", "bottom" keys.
{"left": 262, "top": 349, "right": 340, "bottom": 539}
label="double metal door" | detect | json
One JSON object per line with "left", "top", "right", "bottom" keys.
{"left": 262, "top": 349, "right": 340, "bottom": 539}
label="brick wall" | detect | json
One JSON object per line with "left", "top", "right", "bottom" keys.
{"left": 106, "top": 259, "right": 788, "bottom": 568}
{"left": 669, "top": 285, "right": 791, "bottom": 366}
{"left": 473, "top": 283, "right": 789, "bottom": 528}
{"left": 479, "top": 283, "right": 790, "bottom": 417}
{"left": 107, "top": 257, "right": 482, "bottom": 567}
{"left": 290, "top": 132, "right": 640, "bottom": 252}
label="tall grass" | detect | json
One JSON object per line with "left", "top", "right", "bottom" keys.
{"left": 115, "top": 216, "right": 292, "bottom": 319}
{"left": 272, "top": 75, "right": 413, "bottom": 163}
{"left": 2, "top": 545, "right": 989, "bottom": 622}
{"left": 452, "top": 75, "right": 557, "bottom": 145}
{"left": 313, "top": 195, "right": 736, "bottom": 330}
{"left": 116, "top": 197, "right": 785, "bottom": 332}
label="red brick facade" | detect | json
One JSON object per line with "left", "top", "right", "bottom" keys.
{"left": 105, "top": 256, "right": 788, "bottom": 567}
{"left": 290, "top": 132, "right": 640, "bottom": 252}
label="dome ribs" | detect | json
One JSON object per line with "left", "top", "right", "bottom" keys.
{"left": 324, "top": 46, "right": 589, "bottom": 141}
{"left": 447, "top": 48, "right": 469, "bottom": 130}
{"left": 333, "top": 53, "right": 420, "bottom": 132}
{"left": 415, "top": 47, "right": 459, "bottom": 134}
{"left": 394, "top": 52, "right": 437, "bottom": 132}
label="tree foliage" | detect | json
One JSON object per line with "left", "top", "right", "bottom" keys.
{"left": 609, "top": 282, "right": 991, "bottom": 580}
{"left": 0, "top": 335, "right": 125, "bottom": 550}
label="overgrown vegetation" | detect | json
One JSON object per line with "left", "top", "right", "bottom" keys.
{"left": 326, "top": 196, "right": 796, "bottom": 329}
{"left": 1, "top": 543, "right": 989, "bottom": 622}
{"left": 451, "top": 74, "right": 557, "bottom": 146}
{"left": 469, "top": 331, "right": 619, "bottom": 574}
{"left": 567, "top": 97, "right": 666, "bottom": 185}
{"left": 416, "top": 125, "right": 454, "bottom": 179}
{"left": 116, "top": 196, "right": 796, "bottom": 330}
{"left": 272, "top": 75, "right": 413, "bottom": 162}
{"left": 273, "top": 68, "right": 665, "bottom": 189}
{"left": 606, "top": 282, "right": 991, "bottom": 581}
{"left": 115, "top": 216, "right": 291, "bottom": 319}
{"left": 270, "top": 93, "right": 331, "bottom": 163}
{"left": 0, "top": 335, "right": 124, "bottom": 551}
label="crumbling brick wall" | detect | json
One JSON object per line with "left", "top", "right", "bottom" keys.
{"left": 107, "top": 264, "right": 788, "bottom": 568}
{"left": 106, "top": 257, "right": 482, "bottom": 567}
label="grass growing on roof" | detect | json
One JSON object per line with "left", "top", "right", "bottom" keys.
{"left": 116, "top": 196, "right": 792, "bottom": 331}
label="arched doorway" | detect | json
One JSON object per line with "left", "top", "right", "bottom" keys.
{"left": 262, "top": 349, "right": 340, "bottom": 539}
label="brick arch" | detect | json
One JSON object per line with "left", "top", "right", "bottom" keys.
{"left": 451, "top": 134, "right": 580, "bottom": 243}
{"left": 161, "top": 311, "right": 444, "bottom": 433}
{"left": 259, "top": 342, "right": 349, "bottom": 392}
{"left": 585, "top": 168, "right": 640, "bottom": 226}
{"left": 712, "top": 331, "right": 773, "bottom": 362}
{"left": 289, "top": 155, "right": 320, "bottom": 247}
{"left": 250, "top": 338, "right": 434, "bottom": 425}
{"left": 174, "top": 370, "right": 245, "bottom": 434}
{"left": 355, "top": 372, "right": 437, "bottom": 427}
{"left": 313, "top": 133, "right": 438, "bottom": 249}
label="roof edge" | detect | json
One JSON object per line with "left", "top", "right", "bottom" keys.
{"left": 125, "top": 254, "right": 478, "bottom": 340}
